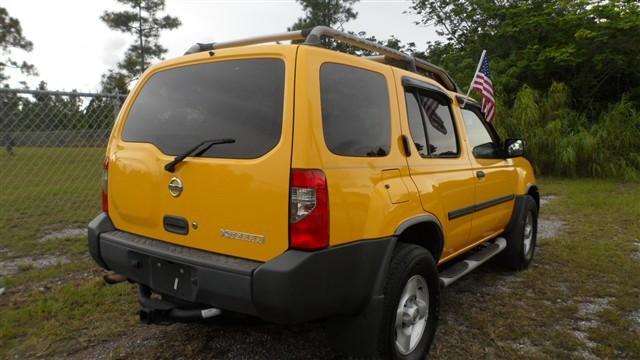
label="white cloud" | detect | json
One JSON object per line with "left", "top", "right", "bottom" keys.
{"left": 101, "top": 37, "right": 127, "bottom": 67}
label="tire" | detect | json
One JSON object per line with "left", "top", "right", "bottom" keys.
{"left": 378, "top": 243, "right": 440, "bottom": 360}
{"left": 497, "top": 195, "right": 538, "bottom": 270}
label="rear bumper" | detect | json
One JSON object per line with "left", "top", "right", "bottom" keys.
{"left": 88, "top": 213, "right": 395, "bottom": 324}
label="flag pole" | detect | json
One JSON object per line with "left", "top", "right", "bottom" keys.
{"left": 462, "top": 49, "right": 486, "bottom": 107}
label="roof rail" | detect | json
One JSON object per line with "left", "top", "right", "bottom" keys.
{"left": 184, "top": 26, "right": 460, "bottom": 93}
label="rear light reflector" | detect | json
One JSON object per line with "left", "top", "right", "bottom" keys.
{"left": 289, "top": 169, "right": 329, "bottom": 250}
{"left": 102, "top": 158, "right": 109, "bottom": 213}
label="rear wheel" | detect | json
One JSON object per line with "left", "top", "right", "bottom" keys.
{"left": 497, "top": 195, "right": 538, "bottom": 270}
{"left": 379, "top": 243, "right": 439, "bottom": 359}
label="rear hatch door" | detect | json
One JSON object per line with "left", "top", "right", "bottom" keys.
{"left": 107, "top": 46, "right": 296, "bottom": 262}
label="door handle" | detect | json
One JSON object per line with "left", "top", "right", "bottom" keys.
{"left": 476, "top": 170, "right": 486, "bottom": 178}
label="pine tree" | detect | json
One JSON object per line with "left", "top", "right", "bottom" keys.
{"left": 101, "top": 0, "right": 180, "bottom": 88}
{"left": 0, "top": 7, "right": 37, "bottom": 84}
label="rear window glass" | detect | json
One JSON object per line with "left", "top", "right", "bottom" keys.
{"left": 122, "top": 58, "right": 285, "bottom": 159}
{"left": 320, "top": 63, "right": 391, "bottom": 157}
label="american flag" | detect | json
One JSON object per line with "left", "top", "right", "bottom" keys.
{"left": 421, "top": 97, "right": 447, "bottom": 135}
{"left": 470, "top": 53, "right": 496, "bottom": 123}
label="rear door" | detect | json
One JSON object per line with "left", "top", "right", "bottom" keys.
{"left": 394, "top": 72, "right": 477, "bottom": 259}
{"left": 107, "top": 46, "right": 297, "bottom": 262}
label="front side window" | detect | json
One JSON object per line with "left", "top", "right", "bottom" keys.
{"left": 122, "top": 58, "right": 285, "bottom": 159}
{"left": 461, "top": 108, "right": 501, "bottom": 158}
{"left": 320, "top": 63, "right": 391, "bottom": 157}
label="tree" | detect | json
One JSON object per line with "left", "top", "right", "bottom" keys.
{"left": 0, "top": 7, "right": 36, "bottom": 84}
{"left": 411, "top": 0, "right": 640, "bottom": 113}
{"left": 101, "top": 0, "right": 180, "bottom": 86}
{"left": 288, "top": 0, "right": 358, "bottom": 31}
{"left": 99, "top": 69, "right": 129, "bottom": 94}
{"left": 288, "top": 0, "right": 420, "bottom": 57}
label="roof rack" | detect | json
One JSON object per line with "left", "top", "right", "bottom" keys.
{"left": 184, "top": 26, "right": 460, "bottom": 93}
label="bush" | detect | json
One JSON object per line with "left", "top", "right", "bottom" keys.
{"left": 495, "top": 83, "right": 640, "bottom": 180}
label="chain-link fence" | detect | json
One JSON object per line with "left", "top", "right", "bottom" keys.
{"left": 0, "top": 88, "right": 125, "bottom": 247}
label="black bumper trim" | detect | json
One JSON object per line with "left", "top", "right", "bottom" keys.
{"left": 253, "top": 237, "right": 395, "bottom": 324}
{"left": 100, "top": 230, "right": 261, "bottom": 276}
{"left": 87, "top": 213, "right": 114, "bottom": 269}
{"left": 88, "top": 213, "right": 396, "bottom": 324}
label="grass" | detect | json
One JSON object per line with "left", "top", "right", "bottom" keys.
{"left": 0, "top": 147, "right": 104, "bottom": 259}
{"left": 0, "top": 173, "right": 638, "bottom": 358}
{"left": 432, "top": 178, "right": 640, "bottom": 359}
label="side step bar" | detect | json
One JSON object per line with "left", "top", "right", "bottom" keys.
{"left": 439, "top": 237, "right": 507, "bottom": 287}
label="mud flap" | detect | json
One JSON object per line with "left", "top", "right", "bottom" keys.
{"left": 327, "top": 295, "right": 385, "bottom": 357}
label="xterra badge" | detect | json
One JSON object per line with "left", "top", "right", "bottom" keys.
{"left": 220, "top": 229, "right": 265, "bottom": 244}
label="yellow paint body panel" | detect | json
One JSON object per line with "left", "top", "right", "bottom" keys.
{"left": 105, "top": 43, "right": 536, "bottom": 264}
{"left": 291, "top": 46, "right": 424, "bottom": 247}
{"left": 106, "top": 45, "right": 298, "bottom": 262}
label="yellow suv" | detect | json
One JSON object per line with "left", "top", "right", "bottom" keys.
{"left": 88, "top": 26, "right": 539, "bottom": 359}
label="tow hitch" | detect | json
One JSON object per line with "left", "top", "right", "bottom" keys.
{"left": 137, "top": 285, "right": 221, "bottom": 324}
{"left": 103, "top": 272, "right": 128, "bottom": 284}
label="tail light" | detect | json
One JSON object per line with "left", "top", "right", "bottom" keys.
{"left": 289, "top": 169, "right": 329, "bottom": 250}
{"left": 102, "top": 158, "right": 109, "bottom": 213}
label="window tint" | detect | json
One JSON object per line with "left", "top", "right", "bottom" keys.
{"left": 461, "top": 108, "right": 499, "bottom": 157}
{"left": 418, "top": 95, "right": 458, "bottom": 157}
{"left": 122, "top": 58, "right": 285, "bottom": 159}
{"left": 405, "top": 92, "right": 428, "bottom": 157}
{"left": 320, "top": 63, "right": 390, "bottom": 157}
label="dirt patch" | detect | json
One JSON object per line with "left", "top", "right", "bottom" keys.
{"left": 538, "top": 219, "right": 565, "bottom": 240}
{"left": 632, "top": 239, "right": 640, "bottom": 263}
{"left": 540, "top": 194, "right": 558, "bottom": 206}
{"left": 537, "top": 195, "right": 564, "bottom": 241}
{"left": 39, "top": 228, "right": 86, "bottom": 242}
{"left": 576, "top": 297, "right": 612, "bottom": 318}
{"left": 508, "top": 337, "right": 544, "bottom": 356}
{"left": 629, "top": 310, "right": 640, "bottom": 328}
{"left": 0, "top": 255, "right": 70, "bottom": 276}
{"left": 69, "top": 319, "right": 334, "bottom": 360}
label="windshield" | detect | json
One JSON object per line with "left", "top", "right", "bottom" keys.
{"left": 122, "top": 58, "right": 285, "bottom": 159}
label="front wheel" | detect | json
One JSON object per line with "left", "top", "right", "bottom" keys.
{"left": 379, "top": 243, "right": 439, "bottom": 359}
{"left": 497, "top": 195, "right": 538, "bottom": 270}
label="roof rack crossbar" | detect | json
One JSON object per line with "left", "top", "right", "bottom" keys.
{"left": 183, "top": 26, "right": 460, "bottom": 92}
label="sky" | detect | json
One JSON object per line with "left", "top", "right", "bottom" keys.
{"left": 2, "top": 0, "right": 440, "bottom": 92}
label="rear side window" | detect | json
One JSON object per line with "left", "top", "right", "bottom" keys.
{"left": 418, "top": 95, "right": 458, "bottom": 157}
{"left": 404, "top": 89, "right": 459, "bottom": 158}
{"left": 122, "top": 58, "right": 285, "bottom": 159}
{"left": 320, "top": 63, "right": 391, "bottom": 157}
{"left": 405, "top": 92, "right": 429, "bottom": 157}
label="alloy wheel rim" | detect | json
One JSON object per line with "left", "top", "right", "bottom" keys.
{"left": 394, "top": 274, "right": 429, "bottom": 355}
{"left": 523, "top": 212, "right": 534, "bottom": 258}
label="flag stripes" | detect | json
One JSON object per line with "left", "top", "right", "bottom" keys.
{"left": 470, "top": 53, "right": 496, "bottom": 123}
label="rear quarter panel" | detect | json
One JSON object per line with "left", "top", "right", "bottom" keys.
{"left": 292, "top": 46, "right": 424, "bottom": 246}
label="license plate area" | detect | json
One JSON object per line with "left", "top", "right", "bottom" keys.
{"left": 149, "top": 258, "right": 193, "bottom": 299}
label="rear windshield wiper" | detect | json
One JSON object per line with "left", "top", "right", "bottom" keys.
{"left": 164, "top": 138, "right": 235, "bottom": 173}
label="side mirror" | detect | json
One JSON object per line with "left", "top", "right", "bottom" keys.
{"left": 472, "top": 142, "right": 500, "bottom": 158}
{"left": 505, "top": 139, "right": 525, "bottom": 158}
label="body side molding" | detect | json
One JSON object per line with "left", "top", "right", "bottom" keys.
{"left": 448, "top": 194, "right": 515, "bottom": 220}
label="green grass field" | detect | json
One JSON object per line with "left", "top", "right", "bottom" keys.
{"left": 0, "top": 148, "right": 638, "bottom": 358}
{"left": 0, "top": 147, "right": 104, "bottom": 254}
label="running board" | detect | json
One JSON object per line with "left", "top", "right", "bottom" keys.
{"left": 439, "top": 237, "right": 507, "bottom": 287}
